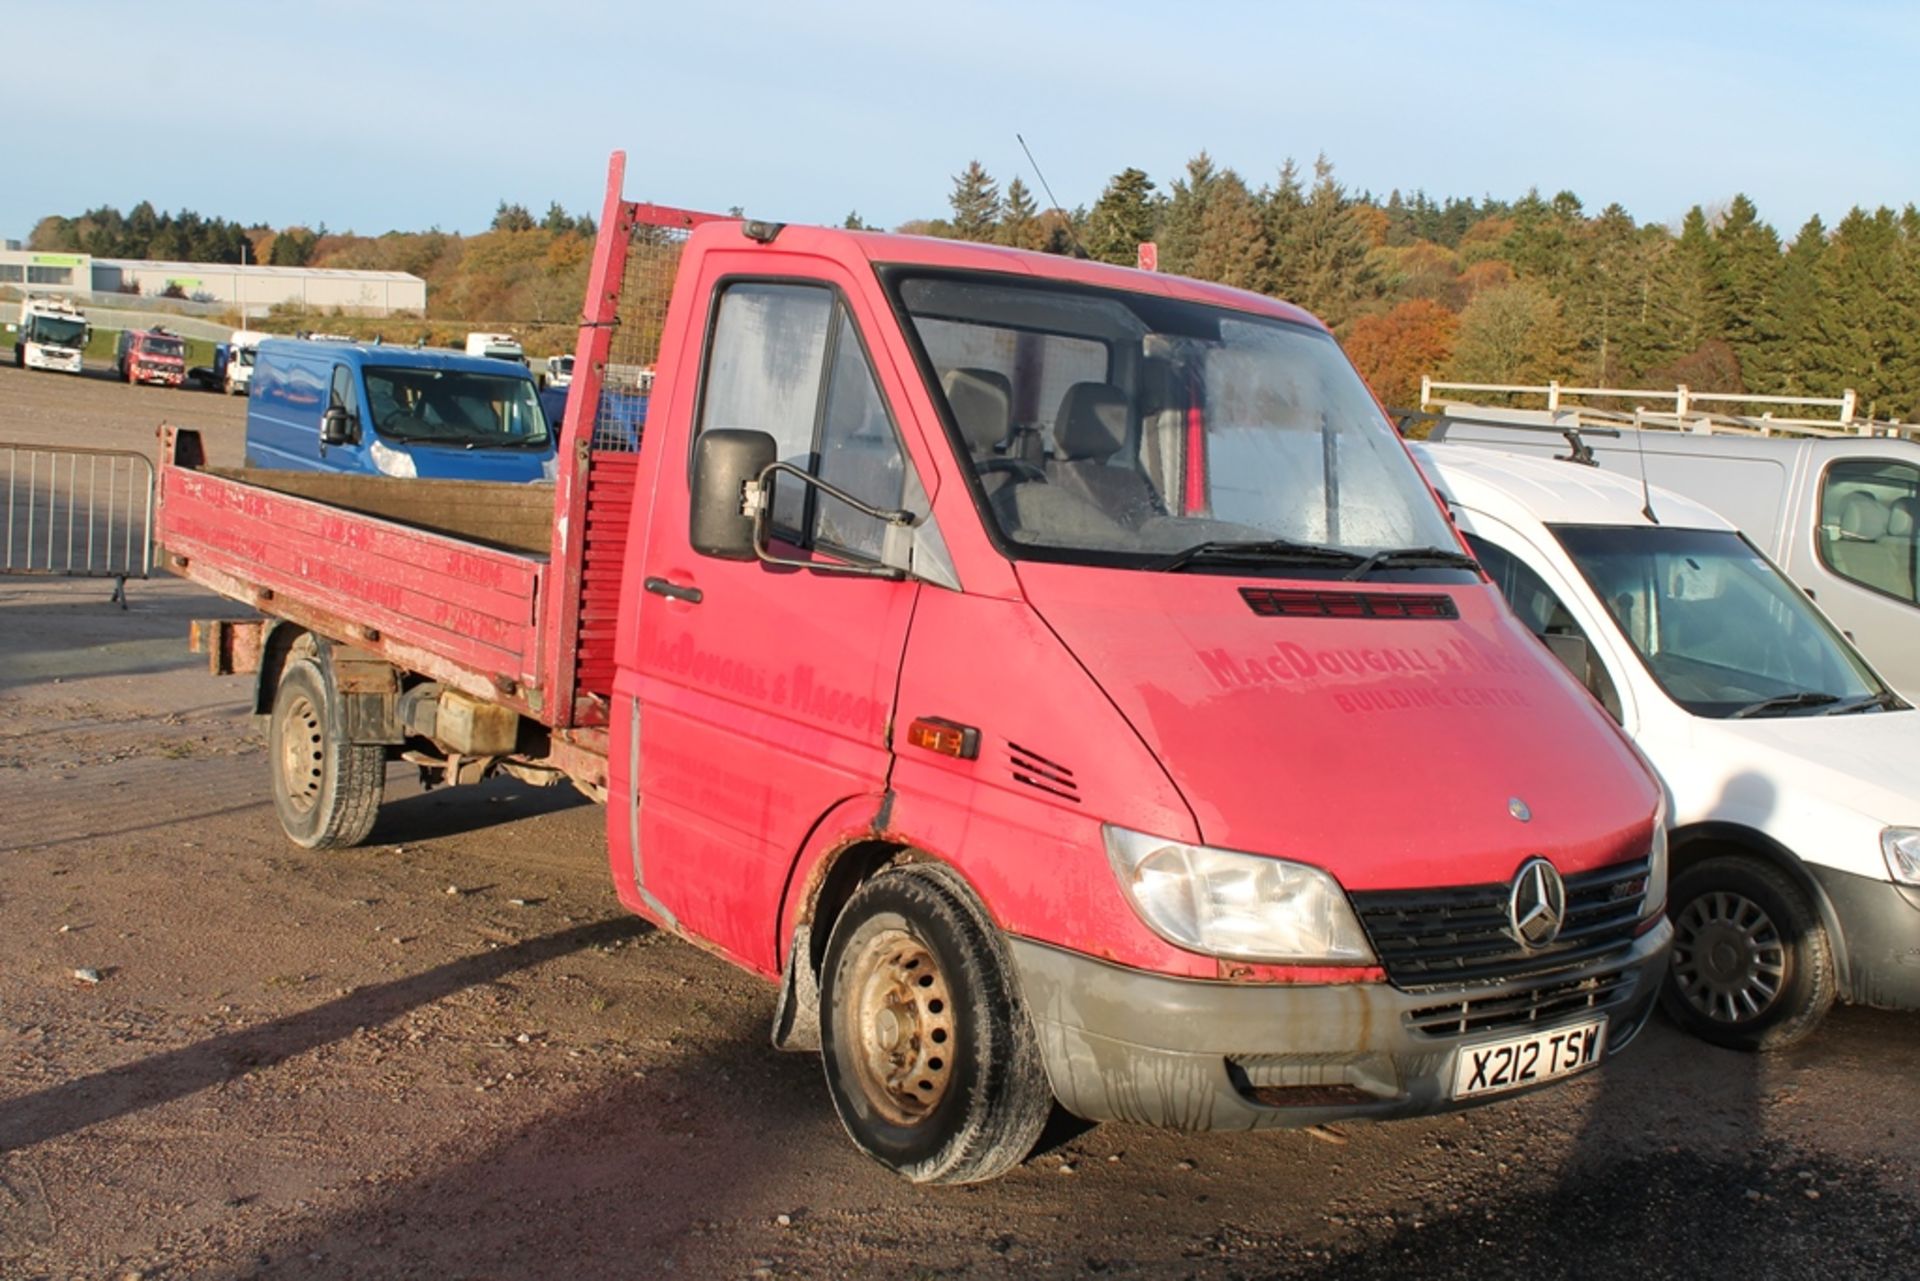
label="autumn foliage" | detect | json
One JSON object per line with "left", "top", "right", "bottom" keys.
{"left": 1345, "top": 300, "right": 1459, "bottom": 408}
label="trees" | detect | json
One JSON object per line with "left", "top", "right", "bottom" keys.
{"left": 1086, "top": 167, "right": 1158, "bottom": 266}
{"left": 491, "top": 201, "right": 536, "bottom": 233}
{"left": 997, "top": 178, "right": 1047, "bottom": 251}
{"left": 1447, "top": 282, "right": 1574, "bottom": 386}
{"left": 948, "top": 161, "right": 1002, "bottom": 242}
{"left": 1274, "top": 155, "right": 1376, "bottom": 328}
{"left": 1346, "top": 299, "right": 1459, "bottom": 407}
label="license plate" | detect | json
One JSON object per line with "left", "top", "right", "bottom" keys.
{"left": 1451, "top": 1018, "right": 1607, "bottom": 1099}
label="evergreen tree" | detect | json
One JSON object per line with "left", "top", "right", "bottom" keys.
{"left": 1280, "top": 155, "right": 1376, "bottom": 327}
{"left": 492, "top": 201, "right": 535, "bottom": 233}
{"left": 1187, "top": 170, "right": 1268, "bottom": 290}
{"left": 540, "top": 202, "right": 575, "bottom": 234}
{"left": 1085, "top": 167, "right": 1159, "bottom": 265}
{"left": 948, "top": 161, "right": 1002, "bottom": 241}
{"left": 1754, "top": 216, "right": 1828, "bottom": 395}
{"left": 998, "top": 177, "right": 1046, "bottom": 250}
{"left": 1712, "top": 194, "right": 1782, "bottom": 377}
{"left": 1640, "top": 206, "right": 1722, "bottom": 375}
{"left": 1158, "top": 152, "right": 1222, "bottom": 278}
{"left": 1261, "top": 158, "right": 1308, "bottom": 298}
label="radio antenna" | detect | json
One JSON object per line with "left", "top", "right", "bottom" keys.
{"left": 1631, "top": 409, "right": 1660, "bottom": 524}
{"left": 1016, "top": 133, "right": 1088, "bottom": 259}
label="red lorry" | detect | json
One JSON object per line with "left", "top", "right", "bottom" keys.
{"left": 118, "top": 327, "right": 187, "bottom": 387}
{"left": 157, "top": 154, "right": 1671, "bottom": 1183}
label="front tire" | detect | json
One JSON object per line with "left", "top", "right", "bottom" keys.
{"left": 1660, "top": 856, "right": 1835, "bottom": 1050}
{"left": 819, "top": 863, "right": 1053, "bottom": 1184}
{"left": 268, "top": 655, "right": 384, "bottom": 849}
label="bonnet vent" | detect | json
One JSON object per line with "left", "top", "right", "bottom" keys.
{"left": 1008, "top": 741, "right": 1079, "bottom": 802}
{"left": 1239, "top": 587, "right": 1458, "bottom": 621}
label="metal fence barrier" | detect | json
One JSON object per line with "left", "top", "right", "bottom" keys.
{"left": 2, "top": 443, "right": 155, "bottom": 605}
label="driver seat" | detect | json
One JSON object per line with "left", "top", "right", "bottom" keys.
{"left": 1046, "top": 382, "right": 1162, "bottom": 524}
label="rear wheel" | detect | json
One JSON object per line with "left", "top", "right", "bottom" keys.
{"left": 1660, "top": 856, "right": 1834, "bottom": 1050}
{"left": 268, "top": 655, "right": 384, "bottom": 849}
{"left": 819, "top": 864, "right": 1053, "bottom": 1184}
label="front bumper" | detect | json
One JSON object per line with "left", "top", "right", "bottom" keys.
{"left": 1812, "top": 865, "right": 1920, "bottom": 1010}
{"left": 1009, "top": 919, "right": 1669, "bottom": 1132}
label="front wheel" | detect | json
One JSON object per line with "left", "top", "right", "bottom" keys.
{"left": 1660, "top": 856, "right": 1835, "bottom": 1050}
{"left": 819, "top": 864, "right": 1053, "bottom": 1184}
{"left": 268, "top": 655, "right": 384, "bottom": 849}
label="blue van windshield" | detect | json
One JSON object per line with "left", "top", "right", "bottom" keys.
{"left": 364, "top": 368, "right": 550, "bottom": 447}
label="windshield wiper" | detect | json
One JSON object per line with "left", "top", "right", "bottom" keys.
{"left": 1151, "top": 539, "right": 1365, "bottom": 573}
{"left": 1729, "top": 691, "right": 1841, "bottom": 719}
{"left": 1343, "top": 546, "right": 1482, "bottom": 580}
{"left": 1826, "top": 690, "right": 1903, "bottom": 715}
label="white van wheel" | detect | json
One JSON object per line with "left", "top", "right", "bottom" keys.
{"left": 1661, "top": 856, "right": 1834, "bottom": 1051}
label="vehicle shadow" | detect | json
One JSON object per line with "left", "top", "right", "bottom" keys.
{"left": 0, "top": 917, "right": 649, "bottom": 1154}
{"left": 370, "top": 772, "right": 593, "bottom": 844}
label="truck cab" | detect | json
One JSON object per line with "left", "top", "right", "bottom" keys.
{"left": 13, "top": 297, "right": 89, "bottom": 373}
{"left": 247, "top": 338, "right": 555, "bottom": 481}
{"left": 117, "top": 328, "right": 187, "bottom": 387}
{"left": 465, "top": 331, "right": 527, "bottom": 365}
{"left": 1416, "top": 442, "right": 1920, "bottom": 1048}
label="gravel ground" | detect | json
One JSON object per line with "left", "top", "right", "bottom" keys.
{"left": 1, "top": 361, "right": 1917, "bottom": 1279}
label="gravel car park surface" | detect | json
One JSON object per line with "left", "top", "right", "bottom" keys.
{"left": 2, "top": 361, "right": 1918, "bottom": 1279}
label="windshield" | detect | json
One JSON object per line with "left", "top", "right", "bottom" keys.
{"left": 141, "top": 337, "right": 185, "bottom": 359}
{"left": 235, "top": 346, "right": 257, "bottom": 367}
{"left": 1554, "top": 524, "right": 1892, "bottom": 718}
{"left": 555, "top": 355, "right": 573, "bottom": 374}
{"left": 892, "top": 272, "right": 1459, "bottom": 572}
{"left": 30, "top": 316, "right": 86, "bottom": 347}
{"left": 363, "top": 367, "right": 550, "bottom": 447}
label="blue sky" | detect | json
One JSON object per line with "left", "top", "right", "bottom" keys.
{"left": 5, "top": 1, "right": 1917, "bottom": 245}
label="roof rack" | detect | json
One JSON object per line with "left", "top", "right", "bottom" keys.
{"left": 1417, "top": 377, "right": 1917, "bottom": 441}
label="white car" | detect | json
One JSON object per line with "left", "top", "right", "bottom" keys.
{"left": 1415, "top": 442, "right": 1920, "bottom": 1049}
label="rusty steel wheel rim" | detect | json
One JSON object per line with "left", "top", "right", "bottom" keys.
{"left": 279, "top": 692, "right": 325, "bottom": 815}
{"left": 846, "top": 927, "right": 956, "bottom": 1126}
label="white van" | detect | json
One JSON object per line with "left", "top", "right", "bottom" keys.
{"left": 1428, "top": 410, "right": 1920, "bottom": 699}
{"left": 1415, "top": 442, "right": 1920, "bottom": 1049}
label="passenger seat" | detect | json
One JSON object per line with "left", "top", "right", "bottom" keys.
{"left": 1829, "top": 492, "right": 1907, "bottom": 597}
{"left": 940, "top": 367, "right": 1013, "bottom": 464}
{"left": 1046, "top": 382, "right": 1163, "bottom": 524}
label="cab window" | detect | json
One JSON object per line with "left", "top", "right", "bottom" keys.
{"left": 1466, "top": 532, "right": 1623, "bottom": 722}
{"left": 695, "top": 282, "right": 916, "bottom": 559}
{"left": 1818, "top": 459, "right": 1920, "bottom": 604}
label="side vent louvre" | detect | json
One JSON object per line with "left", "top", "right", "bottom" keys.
{"left": 1008, "top": 741, "right": 1079, "bottom": 803}
{"left": 1240, "top": 587, "right": 1458, "bottom": 620}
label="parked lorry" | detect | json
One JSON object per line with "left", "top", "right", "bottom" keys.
{"left": 1421, "top": 402, "right": 1920, "bottom": 701}
{"left": 116, "top": 327, "right": 187, "bottom": 387}
{"left": 1417, "top": 443, "right": 1920, "bottom": 1048}
{"left": 155, "top": 155, "right": 1670, "bottom": 1183}
{"left": 11, "top": 296, "right": 90, "bottom": 373}
{"left": 543, "top": 353, "right": 573, "bottom": 388}
{"left": 465, "top": 331, "right": 526, "bottom": 365}
{"left": 246, "top": 337, "right": 555, "bottom": 481}
{"left": 189, "top": 329, "right": 268, "bottom": 395}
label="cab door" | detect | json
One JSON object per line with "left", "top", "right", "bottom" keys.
{"left": 627, "top": 261, "right": 926, "bottom": 974}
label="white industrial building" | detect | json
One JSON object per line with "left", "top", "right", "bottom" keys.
{"left": 0, "top": 248, "right": 425, "bottom": 316}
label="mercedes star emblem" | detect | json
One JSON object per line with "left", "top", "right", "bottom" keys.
{"left": 1508, "top": 857, "right": 1567, "bottom": 950}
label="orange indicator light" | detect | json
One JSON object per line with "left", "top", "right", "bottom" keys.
{"left": 907, "top": 717, "right": 980, "bottom": 760}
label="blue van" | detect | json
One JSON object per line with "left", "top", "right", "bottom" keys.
{"left": 247, "top": 339, "right": 555, "bottom": 482}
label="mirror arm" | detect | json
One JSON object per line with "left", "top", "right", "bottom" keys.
{"left": 746, "top": 462, "right": 915, "bottom": 579}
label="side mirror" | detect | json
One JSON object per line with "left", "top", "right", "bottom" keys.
{"left": 691, "top": 428, "right": 777, "bottom": 559}
{"left": 320, "top": 406, "right": 357, "bottom": 446}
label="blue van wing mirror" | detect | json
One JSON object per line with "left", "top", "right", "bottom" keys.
{"left": 320, "top": 406, "right": 357, "bottom": 447}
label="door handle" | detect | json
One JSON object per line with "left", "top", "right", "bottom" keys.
{"left": 644, "top": 576, "right": 703, "bottom": 604}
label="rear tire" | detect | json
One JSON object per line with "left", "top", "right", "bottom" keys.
{"left": 819, "top": 863, "right": 1053, "bottom": 1184}
{"left": 1660, "top": 855, "right": 1834, "bottom": 1050}
{"left": 268, "top": 656, "right": 383, "bottom": 849}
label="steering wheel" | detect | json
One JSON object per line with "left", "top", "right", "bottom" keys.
{"left": 978, "top": 457, "right": 1048, "bottom": 482}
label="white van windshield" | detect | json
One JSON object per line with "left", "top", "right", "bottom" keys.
{"left": 893, "top": 272, "right": 1467, "bottom": 578}
{"left": 364, "top": 368, "right": 550, "bottom": 448}
{"left": 1555, "top": 525, "right": 1897, "bottom": 718}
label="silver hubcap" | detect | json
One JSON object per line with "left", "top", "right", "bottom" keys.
{"left": 278, "top": 693, "right": 324, "bottom": 814}
{"left": 1671, "top": 889, "right": 1787, "bottom": 1023}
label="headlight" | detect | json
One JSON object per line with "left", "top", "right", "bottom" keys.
{"left": 1645, "top": 797, "right": 1669, "bottom": 918}
{"left": 1102, "top": 826, "right": 1376, "bottom": 964}
{"left": 1880, "top": 827, "right": 1920, "bottom": 885}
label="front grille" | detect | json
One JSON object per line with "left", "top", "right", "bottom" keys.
{"left": 1404, "top": 966, "right": 1639, "bottom": 1038}
{"left": 1351, "top": 857, "right": 1650, "bottom": 988}
{"left": 1239, "top": 587, "right": 1458, "bottom": 620}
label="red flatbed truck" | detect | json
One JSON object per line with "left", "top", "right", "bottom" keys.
{"left": 158, "top": 154, "right": 1670, "bottom": 1183}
